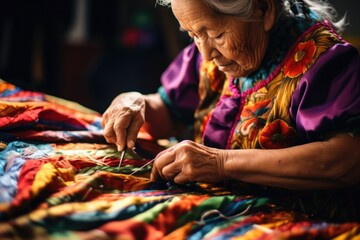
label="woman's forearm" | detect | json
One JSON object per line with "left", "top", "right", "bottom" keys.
{"left": 223, "top": 133, "right": 360, "bottom": 190}
{"left": 142, "top": 93, "right": 177, "bottom": 140}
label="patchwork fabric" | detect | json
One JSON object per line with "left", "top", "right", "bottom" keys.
{"left": 1, "top": 80, "right": 360, "bottom": 239}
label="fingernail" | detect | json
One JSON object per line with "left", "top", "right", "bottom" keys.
{"left": 128, "top": 140, "right": 135, "bottom": 149}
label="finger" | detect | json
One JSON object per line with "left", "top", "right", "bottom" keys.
{"left": 126, "top": 115, "right": 144, "bottom": 149}
{"left": 173, "top": 173, "right": 188, "bottom": 185}
{"left": 150, "top": 148, "right": 175, "bottom": 180}
{"left": 101, "top": 111, "right": 109, "bottom": 129}
{"left": 103, "top": 119, "right": 117, "bottom": 144}
{"left": 113, "top": 116, "right": 130, "bottom": 151}
{"left": 161, "top": 161, "right": 181, "bottom": 181}
{"left": 101, "top": 117, "right": 106, "bottom": 129}
{"left": 150, "top": 162, "right": 164, "bottom": 181}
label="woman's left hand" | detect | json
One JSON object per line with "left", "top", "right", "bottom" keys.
{"left": 150, "top": 140, "right": 227, "bottom": 184}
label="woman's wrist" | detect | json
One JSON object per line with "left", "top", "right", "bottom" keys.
{"left": 221, "top": 149, "right": 257, "bottom": 182}
{"left": 219, "top": 149, "right": 246, "bottom": 181}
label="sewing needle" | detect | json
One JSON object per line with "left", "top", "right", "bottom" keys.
{"left": 118, "top": 147, "right": 126, "bottom": 170}
{"left": 129, "top": 159, "right": 155, "bottom": 176}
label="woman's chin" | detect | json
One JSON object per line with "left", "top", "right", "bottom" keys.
{"left": 219, "top": 66, "right": 252, "bottom": 78}
{"left": 219, "top": 68, "right": 246, "bottom": 78}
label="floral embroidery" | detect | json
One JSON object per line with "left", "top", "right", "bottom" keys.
{"left": 238, "top": 99, "right": 271, "bottom": 141}
{"left": 283, "top": 39, "right": 316, "bottom": 78}
{"left": 259, "top": 119, "right": 297, "bottom": 149}
{"left": 196, "top": 24, "right": 343, "bottom": 149}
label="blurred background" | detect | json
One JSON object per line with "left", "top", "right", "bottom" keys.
{"left": 0, "top": 0, "right": 359, "bottom": 113}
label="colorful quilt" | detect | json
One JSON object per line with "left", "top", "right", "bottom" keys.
{"left": 1, "top": 79, "right": 360, "bottom": 239}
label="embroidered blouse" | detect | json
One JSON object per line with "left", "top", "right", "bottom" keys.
{"left": 158, "top": 16, "right": 360, "bottom": 150}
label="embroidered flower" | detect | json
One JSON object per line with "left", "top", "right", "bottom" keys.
{"left": 238, "top": 99, "right": 271, "bottom": 140}
{"left": 283, "top": 40, "right": 316, "bottom": 78}
{"left": 259, "top": 119, "right": 297, "bottom": 149}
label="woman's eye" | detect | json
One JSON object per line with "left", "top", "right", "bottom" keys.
{"left": 213, "top": 33, "right": 223, "bottom": 39}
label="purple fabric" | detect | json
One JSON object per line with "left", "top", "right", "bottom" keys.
{"left": 203, "top": 96, "right": 241, "bottom": 148}
{"left": 161, "top": 40, "right": 360, "bottom": 147}
{"left": 290, "top": 43, "right": 360, "bottom": 141}
{"left": 160, "top": 43, "right": 202, "bottom": 121}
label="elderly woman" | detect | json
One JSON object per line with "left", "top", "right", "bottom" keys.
{"left": 102, "top": 0, "right": 360, "bottom": 219}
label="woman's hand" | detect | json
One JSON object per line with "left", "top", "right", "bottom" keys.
{"left": 150, "top": 140, "right": 227, "bottom": 184}
{"left": 102, "top": 92, "right": 145, "bottom": 151}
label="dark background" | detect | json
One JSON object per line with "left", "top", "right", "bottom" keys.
{"left": 0, "top": 0, "right": 358, "bottom": 113}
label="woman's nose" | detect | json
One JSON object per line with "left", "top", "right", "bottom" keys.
{"left": 196, "top": 40, "right": 219, "bottom": 61}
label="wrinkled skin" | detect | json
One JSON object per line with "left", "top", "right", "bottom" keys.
{"left": 102, "top": 92, "right": 145, "bottom": 151}
{"left": 102, "top": 0, "right": 360, "bottom": 190}
{"left": 172, "top": 0, "right": 273, "bottom": 78}
{"left": 151, "top": 140, "right": 227, "bottom": 184}
{"left": 102, "top": 0, "right": 272, "bottom": 152}
{"left": 102, "top": 92, "right": 176, "bottom": 151}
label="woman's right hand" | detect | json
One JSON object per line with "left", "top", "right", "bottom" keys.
{"left": 101, "top": 92, "right": 146, "bottom": 151}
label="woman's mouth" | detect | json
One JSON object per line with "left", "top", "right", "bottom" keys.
{"left": 214, "top": 59, "right": 233, "bottom": 70}
{"left": 217, "top": 63, "right": 233, "bottom": 72}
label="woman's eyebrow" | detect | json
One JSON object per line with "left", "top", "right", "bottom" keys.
{"left": 179, "top": 25, "right": 206, "bottom": 34}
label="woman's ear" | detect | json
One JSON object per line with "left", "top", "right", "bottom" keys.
{"left": 254, "top": 0, "right": 276, "bottom": 31}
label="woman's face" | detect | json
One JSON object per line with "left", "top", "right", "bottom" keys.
{"left": 172, "top": 0, "right": 270, "bottom": 78}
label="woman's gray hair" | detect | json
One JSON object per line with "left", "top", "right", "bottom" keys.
{"left": 155, "top": 0, "right": 347, "bottom": 34}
